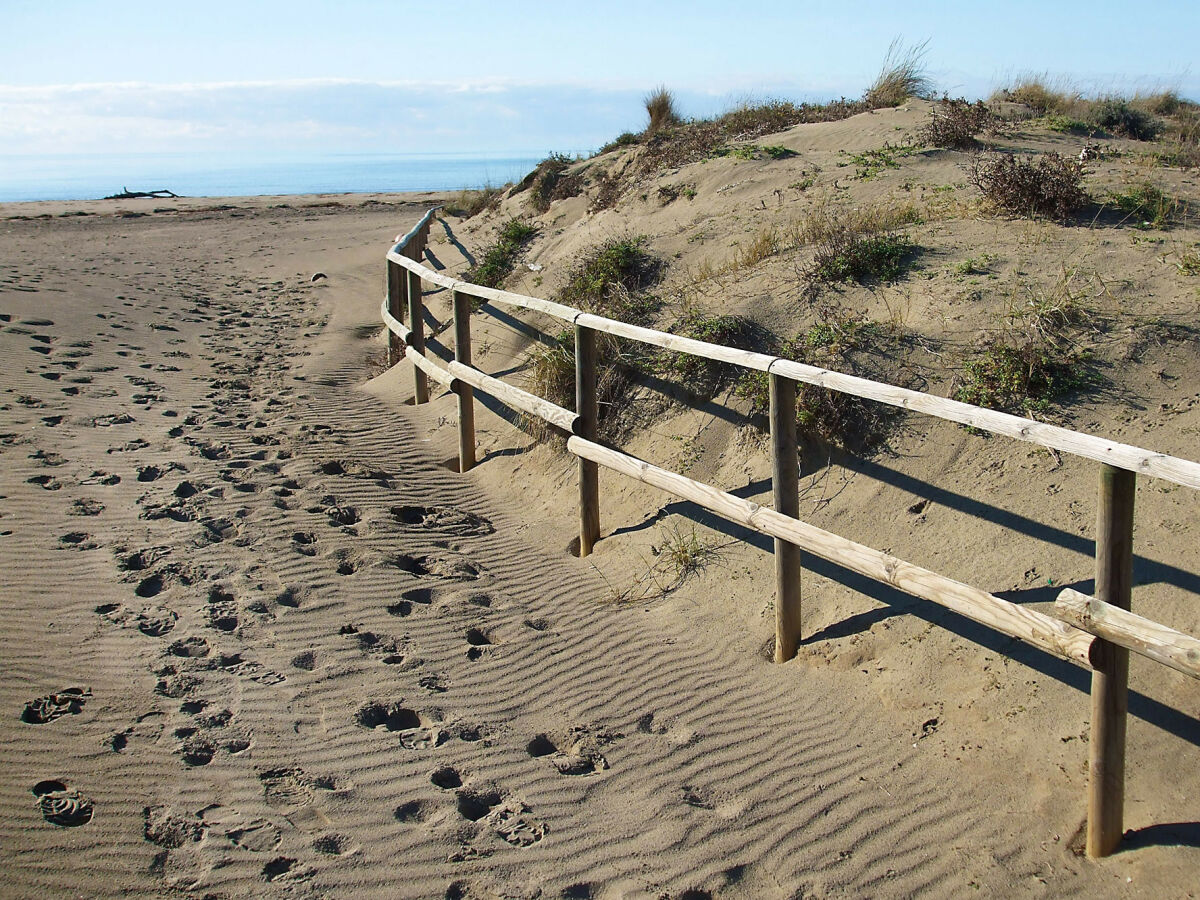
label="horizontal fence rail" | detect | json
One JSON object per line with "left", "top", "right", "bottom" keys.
{"left": 381, "top": 208, "right": 1199, "bottom": 858}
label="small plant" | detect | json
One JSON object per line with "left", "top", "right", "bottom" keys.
{"left": 558, "top": 236, "right": 663, "bottom": 322}
{"left": 844, "top": 143, "right": 919, "bottom": 179}
{"left": 954, "top": 255, "right": 993, "bottom": 276}
{"left": 652, "top": 522, "right": 721, "bottom": 587}
{"left": 1109, "top": 182, "right": 1177, "bottom": 229}
{"left": 864, "top": 37, "right": 933, "bottom": 108}
{"left": 954, "top": 341, "right": 1096, "bottom": 414}
{"left": 466, "top": 219, "right": 538, "bottom": 288}
{"left": 710, "top": 143, "right": 797, "bottom": 161}
{"left": 968, "top": 152, "right": 1087, "bottom": 220}
{"left": 645, "top": 86, "right": 682, "bottom": 134}
{"left": 918, "top": 98, "right": 1005, "bottom": 150}
{"left": 1042, "top": 115, "right": 1093, "bottom": 135}
{"left": 1178, "top": 250, "right": 1200, "bottom": 275}
{"left": 1087, "top": 98, "right": 1162, "bottom": 141}
{"left": 809, "top": 231, "right": 915, "bottom": 289}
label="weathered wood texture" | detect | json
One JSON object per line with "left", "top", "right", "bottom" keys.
{"left": 1087, "top": 466, "right": 1136, "bottom": 858}
{"left": 1056, "top": 589, "right": 1200, "bottom": 680}
{"left": 576, "top": 325, "right": 600, "bottom": 557}
{"left": 386, "top": 261, "right": 405, "bottom": 366}
{"left": 380, "top": 296, "right": 411, "bottom": 344}
{"left": 447, "top": 360, "right": 579, "bottom": 435}
{"left": 404, "top": 345, "right": 456, "bottom": 390}
{"left": 407, "top": 270, "right": 429, "bottom": 404}
{"left": 453, "top": 290, "right": 476, "bottom": 473}
{"left": 770, "top": 373, "right": 802, "bottom": 663}
{"left": 566, "top": 436, "right": 1098, "bottom": 668}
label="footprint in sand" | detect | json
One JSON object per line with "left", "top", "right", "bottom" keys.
{"left": 21, "top": 687, "right": 91, "bottom": 724}
{"left": 356, "top": 701, "right": 445, "bottom": 749}
{"left": 257, "top": 767, "right": 348, "bottom": 811}
{"left": 464, "top": 627, "right": 497, "bottom": 662}
{"left": 199, "top": 804, "right": 281, "bottom": 852}
{"left": 143, "top": 804, "right": 205, "bottom": 848}
{"left": 526, "top": 726, "right": 613, "bottom": 776}
{"left": 32, "top": 780, "right": 94, "bottom": 827}
{"left": 390, "top": 504, "right": 495, "bottom": 537}
{"left": 386, "top": 552, "right": 482, "bottom": 581}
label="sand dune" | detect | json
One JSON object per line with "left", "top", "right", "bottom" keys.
{"left": 0, "top": 192, "right": 1193, "bottom": 898}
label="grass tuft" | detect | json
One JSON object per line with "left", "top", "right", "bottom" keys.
{"left": 1109, "top": 182, "right": 1178, "bottom": 229}
{"left": 864, "top": 37, "right": 933, "bottom": 108}
{"left": 645, "top": 86, "right": 682, "bottom": 134}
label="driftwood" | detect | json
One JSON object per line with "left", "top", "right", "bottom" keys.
{"left": 102, "top": 187, "right": 179, "bottom": 200}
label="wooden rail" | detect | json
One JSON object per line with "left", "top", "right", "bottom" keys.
{"left": 381, "top": 208, "right": 1199, "bottom": 858}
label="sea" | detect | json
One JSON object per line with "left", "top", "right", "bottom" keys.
{"left": 0, "top": 152, "right": 544, "bottom": 204}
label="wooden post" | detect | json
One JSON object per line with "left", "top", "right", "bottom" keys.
{"left": 575, "top": 324, "right": 600, "bottom": 556}
{"left": 1087, "top": 465, "right": 1135, "bottom": 858}
{"left": 770, "top": 372, "right": 802, "bottom": 662}
{"left": 386, "top": 260, "right": 404, "bottom": 367}
{"left": 407, "top": 268, "right": 429, "bottom": 404}
{"left": 453, "top": 290, "right": 476, "bottom": 473}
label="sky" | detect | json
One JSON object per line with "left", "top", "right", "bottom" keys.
{"left": 2, "top": 0, "right": 1198, "bottom": 158}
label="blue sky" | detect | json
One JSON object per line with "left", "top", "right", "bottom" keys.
{"left": 3, "top": 0, "right": 1197, "bottom": 157}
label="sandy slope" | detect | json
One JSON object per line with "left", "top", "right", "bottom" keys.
{"left": 0, "top": 192, "right": 1193, "bottom": 899}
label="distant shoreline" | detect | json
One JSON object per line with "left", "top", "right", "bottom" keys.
{"left": 0, "top": 151, "right": 540, "bottom": 205}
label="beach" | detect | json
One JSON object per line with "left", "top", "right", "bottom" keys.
{"left": 1, "top": 177, "right": 1197, "bottom": 898}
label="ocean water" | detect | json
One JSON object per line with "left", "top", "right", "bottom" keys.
{"left": 0, "top": 152, "right": 543, "bottom": 203}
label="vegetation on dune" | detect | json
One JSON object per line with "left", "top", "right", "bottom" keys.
{"left": 736, "top": 306, "right": 913, "bottom": 452}
{"left": 465, "top": 218, "right": 538, "bottom": 288}
{"left": 917, "top": 98, "right": 1006, "bottom": 150}
{"left": 1108, "top": 182, "right": 1178, "bottom": 229}
{"left": 968, "top": 152, "right": 1087, "bottom": 220}
{"left": 864, "top": 37, "right": 934, "bottom": 108}
{"left": 644, "top": 86, "right": 682, "bottom": 134}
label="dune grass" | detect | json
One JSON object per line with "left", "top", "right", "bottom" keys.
{"left": 864, "top": 37, "right": 934, "bottom": 108}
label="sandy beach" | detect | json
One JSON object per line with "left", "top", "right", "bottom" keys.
{"left": 2, "top": 119, "right": 1198, "bottom": 900}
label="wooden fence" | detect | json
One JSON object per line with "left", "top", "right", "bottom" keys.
{"left": 382, "top": 207, "right": 1199, "bottom": 858}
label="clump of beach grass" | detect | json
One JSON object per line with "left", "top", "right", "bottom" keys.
{"left": 864, "top": 37, "right": 934, "bottom": 108}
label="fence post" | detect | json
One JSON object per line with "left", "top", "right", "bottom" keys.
{"left": 453, "top": 290, "right": 476, "bottom": 472}
{"left": 770, "top": 372, "right": 802, "bottom": 662}
{"left": 1087, "top": 464, "right": 1135, "bottom": 857}
{"left": 386, "top": 259, "right": 404, "bottom": 367}
{"left": 575, "top": 324, "right": 600, "bottom": 556}
{"left": 406, "top": 267, "right": 429, "bottom": 404}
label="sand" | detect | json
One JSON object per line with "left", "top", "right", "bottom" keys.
{"left": 0, "top": 121, "right": 1197, "bottom": 900}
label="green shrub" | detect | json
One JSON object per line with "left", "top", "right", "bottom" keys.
{"left": 598, "top": 131, "right": 640, "bottom": 154}
{"left": 1087, "top": 98, "right": 1162, "bottom": 141}
{"left": 954, "top": 341, "right": 1097, "bottom": 414}
{"left": 918, "top": 98, "right": 1005, "bottom": 149}
{"left": 1109, "top": 182, "right": 1177, "bottom": 229}
{"left": 809, "top": 232, "right": 916, "bottom": 287}
{"left": 968, "top": 152, "right": 1087, "bottom": 219}
{"left": 1042, "top": 115, "right": 1093, "bottom": 135}
{"left": 465, "top": 219, "right": 538, "bottom": 288}
{"left": 864, "top": 37, "right": 933, "bottom": 108}
{"left": 558, "top": 236, "right": 663, "bottom": 322}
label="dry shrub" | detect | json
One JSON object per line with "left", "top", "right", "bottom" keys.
{"left": 918, "top": 98, "right": 1006, "bottom": 150}
{"left": 968, "top": 152, "right": 1087, "bottom": 219}
{"left": 511, "top": 154, "right": 582, "bottom": 213}
{"left": 864, "top": 37, "right": 933, "bottom": 108}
